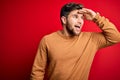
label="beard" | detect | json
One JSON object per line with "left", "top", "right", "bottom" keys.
{"left": 66, "top": 22, "right": 80, "bottom": 36}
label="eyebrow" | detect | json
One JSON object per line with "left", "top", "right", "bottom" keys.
{"left": 76, "top": 12, "right": 84, "bottom": 17}
{"left": 77, "top": 11, "right": 83, "bottom": 14}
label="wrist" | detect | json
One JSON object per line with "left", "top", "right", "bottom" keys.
{"left": 92, "top": 12, "right": 100, "bottom": 22}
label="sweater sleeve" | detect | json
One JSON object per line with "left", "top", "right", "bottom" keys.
{"left": 30, "top": 37, "right": 47, "bottom": 80}
{"left": 92, "top": 13, "right": 120, "bottom": 49}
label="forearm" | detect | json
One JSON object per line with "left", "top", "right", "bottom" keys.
{"left": 30, "top": 60, "right": 45, "bottom": 80}
{"left": 30, "top": 52, "right": 46, "bottom": 80}
{"left": 93, "top": 13, "right": 120, "bottom": 44}
{"left": 31, "top": 37, "right": 47, "bottom": 80}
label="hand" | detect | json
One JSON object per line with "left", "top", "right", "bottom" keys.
{"left": 78, "top": 8, "right": 97, "bottom": 21}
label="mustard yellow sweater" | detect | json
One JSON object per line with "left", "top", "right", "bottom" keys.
{"left": 31, "top": 14, "right": 120, "bottom": 80}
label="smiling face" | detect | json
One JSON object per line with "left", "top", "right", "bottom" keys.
{"left": 61, "top": 10, "right": 84, "bottom": 36}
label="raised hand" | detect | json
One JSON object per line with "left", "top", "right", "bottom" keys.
{"left": 78, "top": 8, "right": 97, "bottom": 21}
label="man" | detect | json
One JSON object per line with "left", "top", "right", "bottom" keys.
{"left": 30, "top": 2, "right": 120, "bottom": 80}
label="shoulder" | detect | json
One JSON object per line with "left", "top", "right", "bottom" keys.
{"left": 81, "top": 32, "right": 93, "bottom": 37}
{"left": 40, "top": 31, "right": 59, "bottom": 43}
{"left": 43, "top": 31, "right": 58, "bottom": 39}
{"left": 82, "top": 31, "right": 102, "bottom": 36}
{"left": 81, "top": 32, "right": 103, "bottom": 40}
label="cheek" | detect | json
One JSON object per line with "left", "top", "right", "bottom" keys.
{"left": 67, "top": 19, "right": 75, "bottom": 26}
{"left": 69, "top": 19, "right": 77, "bottom": 27}
{"left": 81, "top": 20, "right": 84, "bottom": 25}
{"left": 72, "top": 18, "right": 77, "bottom": 23}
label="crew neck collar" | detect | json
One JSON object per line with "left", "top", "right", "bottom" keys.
{"left": 57, "top": 30, "right": 82, "bottom": 39}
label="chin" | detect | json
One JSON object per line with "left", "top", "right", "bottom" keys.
{"left": 74, "top": 32, "right": 80, "bottom": 36}
{"left": 74, "top": 31, "right": 81, "bottom": 36}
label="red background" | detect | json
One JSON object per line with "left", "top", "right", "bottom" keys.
{"left": 0, "top": 0, "right": 120, "bottom": 80}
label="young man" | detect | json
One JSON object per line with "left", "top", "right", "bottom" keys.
{"left": 30, "top": 2, "right": 120, "bottom": 80}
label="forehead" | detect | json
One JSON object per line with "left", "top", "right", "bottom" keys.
{"left": 69, "top": 10, "right": 83, "bottom": 16}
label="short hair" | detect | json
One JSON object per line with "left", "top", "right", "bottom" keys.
{"left": 60, "top": 2, "right": 84, "bottom": 18}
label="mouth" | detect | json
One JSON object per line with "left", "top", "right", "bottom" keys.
{"left": 75, "top": 25, "right": 80, "bottom": 28}
{"left": 75, "top": 25, "right": 80, "bottom": 29}
{"left": 74, "top": 25, "right": 81, "bottom": 33}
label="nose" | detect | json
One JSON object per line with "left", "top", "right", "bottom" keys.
{"left": 77, "top": 18, "right": 83, "bottom": 24}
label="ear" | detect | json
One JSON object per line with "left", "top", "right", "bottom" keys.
{"left": 61, "top": 16, "right": 67, "bottom": 25}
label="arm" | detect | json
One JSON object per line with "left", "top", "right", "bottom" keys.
{"left": 93, "top": 13, "right": 120, "bottom": 48}
{"left": 30, "top": 37, "right": 47, "bottom": 80}
{"left": 79, "top": 8, "right": 120, "bottom": 48}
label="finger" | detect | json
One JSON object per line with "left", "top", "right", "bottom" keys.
{"left": 78, "top": 10, "right": 87, "bottom": 14}
{"left": 79, "top": 8, "right": 92, "bottom": 13}
{"left": 82, "top": 8, "right": 91, "bottom": 11}
{"left": 82, "top": 8, "right": 94, "bottom": 14}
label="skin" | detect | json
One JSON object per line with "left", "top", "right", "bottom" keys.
{"left": 61, "top": 8, "right": 96, "bottom": 37}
